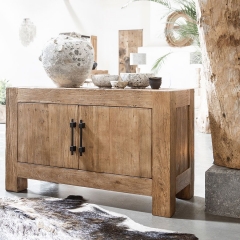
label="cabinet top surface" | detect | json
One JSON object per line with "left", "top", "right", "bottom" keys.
{"left": 7, "top": 87, "right": 193, "bottom": 109}
{"left": 9, "top": 86, "right": 193, "bottom": 92}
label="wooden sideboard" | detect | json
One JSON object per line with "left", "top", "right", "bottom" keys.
{"left": 5, "top": 87, "right": 194, "bottom": 217}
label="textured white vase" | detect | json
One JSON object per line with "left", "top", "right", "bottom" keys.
{"left": 40, "top": 32, "right": 94, "bottom": 88}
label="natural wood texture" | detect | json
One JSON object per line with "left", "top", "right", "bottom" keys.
{"left": 18, "top": 104, "right": 79, "bottom": 169}
{"left": 175, "top": 90, "right": 190, "bottom": 108}
{"left": 152, "top": 90, "right": 194, "bottom": 217}
{"left": 5, "top": 88, "right": 27, "bottom": 191}
{"left": 152, "top": 92, "right": 176, "bottom": 217}
{"left": 79, "top": 106, "right": 151, "bottom": 177}
{"left": 17, "top": 163, "right": 152, "bottom": 196}
{"left": 91, "top": 35, "right": 97, "bottom": 62}
{"left": 6, "top": 87, "right": 194, "bottom": 217}
{"left": 176, "top": 90, "right": 194, "bottom": 199}
{"left": 18, "top": 103, "right": 152, "bottom": 177}
{"left": 17, "top": 88, "right": 154, "bottom": 108}
{"left": 91, "top": 70, "right": 108, "bottom": 75}
{"left": 176, "top": 168, "right": 191, "bottom": 194}
{"left": 49, "top": 104, "right": 79, "bottom": 169}
{"left": 197, "top": 0, "right": 240, "bottom": 168}
{"left": 18, "top": 103, "right": 50, "bottom": 165}
{"left": 119, "top": 29, "right": 143, "bottom": 74}
{"left": 175, "top": 106, "right": 189, "bottom": 176}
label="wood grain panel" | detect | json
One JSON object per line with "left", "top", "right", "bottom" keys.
{"left": 175, "top": 106, "right": 189, "bottom": 176}
{"left": 132, "top": 107, "right": 152, "bottom": 177}
{"left": 18, "top": 103, "right": 50, "bottom": 166}
{"left": 91, "top": 35, "right": 97, "bottom": 62}
{"left": 108, "top": 107, "right": 151, "bottom": 177}
{"left": 176, "top": 168, "right": 191, "bottom": 194}
{"left": 151, "top": 91, "right": 176, "bottom": 217}
{"left": 17, "top": 88, "right": 154, "bottom": 108}
{"left": 119, "top": 29, "right": 143, "bottom": 74}
{"left": 49, "top": 104, "right": 78, "bottom": 169}
{"left": 79, "top": 106, "right": 95, "bottom": 171}
{"left": 175, "top": 90, "right": 190, "bottom": 108}
{"left": 80, "top": 106, "right": 151, "bottom": 178}
{"left": 91, "top": 70, "right": 108, "bottom": 75}
{"left": 176, "top": 89, "right": 194, "bottom": 199}
{"left": 17, "top": 163, "right": 152, "bottom": 196}
{"left": 6, "top": 88, "right": 27, "bottom": 191}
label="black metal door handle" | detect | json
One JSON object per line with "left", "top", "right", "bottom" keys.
{"left": 79, "top": 120, "right": 85, "bottom": 156}
{"left": 70, "top": 119, "right": 76, "bottom": 155}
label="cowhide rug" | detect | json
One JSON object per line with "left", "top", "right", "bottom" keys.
{"left": 0, "top": 195, "right": 198, "bottom": 240}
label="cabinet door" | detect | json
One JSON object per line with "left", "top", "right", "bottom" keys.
{"left": 18, "top": 103, "right": 78, "bottom": 169}
{"left": 48, "top": 104, "right": 78, "bottom": 169}
{"left": 18, "top": 103, "right": 50, "bottom": 165}
{"left": 79, "top": 106, "right": 152, "bottom": 178}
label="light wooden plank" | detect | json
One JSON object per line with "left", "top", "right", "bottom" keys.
{"left": 169, "top": 91, "right": 177, "bottom": 214}
{"left": 119, "top": 29, "right": 143, "bottom": 74}
{"left": 109, "top": 107, "right": 123, "bottom": 174}
{"left": 90, "top": 35, "right": 97, "bottom": 62}
{"left": 108, "top": 107, "right": 151, "bottom": 177}
{"left": 94, "top": 106, "right": 110, "bottom": 173}
{"left": 80, "top": 106, "right": 151, "bottom": 178}
{"left": 6, "top": 88, "right": 27, "bottom": 192}
{"left": 136, "top": 108, "right": 152, "bottom": 177}
{"left": 175, "top": 106, "right": 189, "bottom": 176}
{"left": 91, "top": 70, "right": 108, "bottom": 75}
{"left": 152, "top": 91, "right": 176, "bottom": 217}
{"left": 18, "top": 103, "right": 50, "bottom": 165}
{"left": 16, "top": 88, "right": 154, "bottom": 108}
{"left": 176, "top": 89, "right": 194, "bottom": 199}
{"left": 17, "top": 163, "right": 152, "bottom": 196}
{"left": 49, "top": 104, "right": 78, "bottom": 169}
{"left": 176, "top": 168, "right": 191, "bottom": 194}
{"left": 175, "top": 90, "right": 190, "bottom": 108}
{"left": 79, "top": 106, "right": 95, "bottom": 171}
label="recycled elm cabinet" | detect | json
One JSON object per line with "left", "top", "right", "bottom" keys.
{"left": 5, "top": 87, "right": 194, "bottom": 217}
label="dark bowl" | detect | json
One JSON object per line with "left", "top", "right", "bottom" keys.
{"left": 149, "top": 77, "right": 162, "bottom": 89}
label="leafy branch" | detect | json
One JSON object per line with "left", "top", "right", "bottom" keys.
{"left": 151, "top": 52, "right": 172, "bottom": 73}
{"left": 0, "top": 79, "right": 10, "bottom": 105}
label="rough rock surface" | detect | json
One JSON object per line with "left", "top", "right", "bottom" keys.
{"left": 206, "top": 165, "right": 240, "bottom": 218}
{"left": 0, "top": 195, "right": 198, "bottom": 240}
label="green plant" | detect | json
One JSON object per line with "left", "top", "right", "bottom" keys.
{"left": 122, "top": 0, "right": 201, "bottom": 73}
{"left": 0, "top": 79, "right": 10, "bottom": 105}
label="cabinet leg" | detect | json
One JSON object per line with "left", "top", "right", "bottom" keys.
{"left": 152, "top": 179, "right": 176, "bottom": 218}
{"left": 5, "top": 177, "right": 28, "bottom": 192}
{"left": 176, "top": 182, "right": 194, "bottom": 200}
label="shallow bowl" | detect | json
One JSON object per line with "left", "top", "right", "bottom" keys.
{"left": 120, "top": 73, "right": 154, "bottom": 89}
{"left": 91, "top": 74, "right": 119, "bottom": 88}
{"left": 110, "top": 81, "right": 128, "bottom": 89}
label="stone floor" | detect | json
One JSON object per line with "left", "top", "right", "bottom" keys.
{"left": 1, "top": 124, "right": 240, "bottom": 240}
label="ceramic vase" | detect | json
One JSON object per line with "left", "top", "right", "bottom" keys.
{"left": 40, "top": 32, "right": 94, "bottom": 88}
